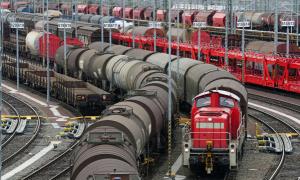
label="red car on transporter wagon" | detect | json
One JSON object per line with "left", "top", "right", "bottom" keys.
{"left": 183, "top": 90, "right": 246, "bottom": 174}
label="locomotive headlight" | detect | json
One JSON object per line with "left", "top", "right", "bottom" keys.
{"left": 184, "top": 144, "right": 189, "bottom": 152}
{"left": 102, "top": 95, "right": 106, "bottom": 100}
{"left": 230, "top": 144, "right": 235, "bottom": 153}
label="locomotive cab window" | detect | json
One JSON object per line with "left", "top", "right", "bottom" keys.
{"left": 196, "top": 96, "right": 211, "bottom": 108}
{"left": 219, "top": 96, "right": 234, "bottom": 108}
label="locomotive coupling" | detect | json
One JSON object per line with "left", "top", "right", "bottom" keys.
{"left": 206, "top": 141, "right": 213, "bottom": 150}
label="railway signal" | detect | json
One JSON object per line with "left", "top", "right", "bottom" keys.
{"left": 237, "top": 21, "right": 250, "bottom": 84}
{"left": 281, "top": 21, "right": 295, "bottom": 57}
{"left": 193, "top": 22, "right": 207, "bottom": 61}
{"left": 104, "top": 23, "right": 118, "bottom": 51}
{"left": 10, "top": 22, "right": 24, "bottom": 90}
{"left": 58, "top": 22, "right": 72, "bottom": 75}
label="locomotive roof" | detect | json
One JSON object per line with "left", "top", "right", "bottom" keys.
{"left": 193, "top": 90, "right": 240, "bottom": 102}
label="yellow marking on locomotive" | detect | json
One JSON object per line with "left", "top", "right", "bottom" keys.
{"left": 206, "top": 141, "right": 213, "bottom": 150}
{"left": 142, "top": 157, "right": 155, "bottom": 166}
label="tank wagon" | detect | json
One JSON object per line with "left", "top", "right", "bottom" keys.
{"left": 61, "top": 42, "right": 247, "bottom": 178}
{"left": 0, "top": 12, "right": 298, "bottom": 94}
{"left": 54, "top": 44, "right": 176, "bottom": 179}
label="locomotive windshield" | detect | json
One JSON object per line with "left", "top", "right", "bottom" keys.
{"left": 219, "top": 97, "right": 234, "bottom": 108}
{"left": 196, "top": 96, "right": 211, "bottom": 108}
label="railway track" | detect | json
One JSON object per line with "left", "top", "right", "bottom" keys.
{"left": 23, "top": 141, "right": 79, "bottom": 180}
{"left": 1, "top": 99, "right": 20, "bottom": 147}
{"left": 248, "top": 106, "right": 300, "bottom": 180}
{"left": 1, "top": 92, "right": 42, "bottom": 167}
{"left": 248, "top": 92, "right": 300, "bottom": 114}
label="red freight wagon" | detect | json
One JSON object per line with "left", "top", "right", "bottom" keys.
{"left": 39, "top": 33, "right": 61, "bottom": 61}
{"left": 157, "top": 9, "right": 167, "bottom": 22}
{"left": 89, "top": 4, "right": 99, "bottom": 15}
{"left": 213, "top": 12, "right": 226, "bottom": 27}
{"left": 261, "top": 12, "right": 273, "bottom": 29}
{"left": 133, "top": 7, "right": 145, "bottom": 20}
{"left": 78, "top": 4, "right": 89, "bottom": 14}
{"left": 124, "top": 7, "right": 133, "bottom": 19}
{"left": 170, "top": 9, "right": 183, "bottom": 23}
{"left": 62, "top": 38, "right": 84, "bottom": 47}
{"left": 112, "top": 7, "right": 123, "bottom": 18}
{"left": 182, "top": 10, "right": 199, "bottom": 26}
{"left": 194, "top": 11, "right": 216, "bottom": 26}
{"left": 191, "top": 31, "right": 211, "bottom": 45}
{"left": 0, "top": 2, "right": 10, "bottom": 9}
{"left": 144, "top": 7, "right": 154, "bottom": 20}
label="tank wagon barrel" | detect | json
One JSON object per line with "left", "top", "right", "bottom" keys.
{"left": 63, "top": 42, "right": 178, "bottom": 179}
{"left": 63, "top": 41, "right": 247, "bottom": 178}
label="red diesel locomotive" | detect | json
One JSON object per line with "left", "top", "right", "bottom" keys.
{"left": 183, "top": 90, "right": 246, "bottom": 174}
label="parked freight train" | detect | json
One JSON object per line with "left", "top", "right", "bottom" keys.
{"left": 86, "top": 42, "right": 248, "bottom": 174}
{"left": 1, "top": 11, "right": 299, "bottom": 94}
{"left": 2, "top": 11, "right": 299, "bottom": 55}
{"left": 2, "top": 1, "right": 299, "bottom": 32}
{"left": 50, "top": 40, "right": 247, "bottom": 177}
{"left": 0, "top": 11, "right": 299, "bottom": 94}
{"left": 0, "top": 10, "right": 247, "bottom": 176}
